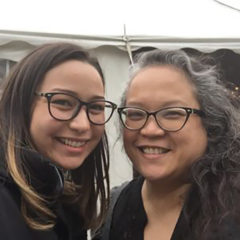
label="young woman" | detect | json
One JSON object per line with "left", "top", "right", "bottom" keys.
{"left": 99, "top": 49, "right": 240, "bottom": 240}
{"left": 0, "top": 42, "right": 117, "bottom": 239}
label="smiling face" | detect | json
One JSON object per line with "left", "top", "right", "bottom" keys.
{"left": 123, "top": 65, "right": 208, "bottom": 183}
{"left": 30, "top": 60, "right": 105, "bottom": 170}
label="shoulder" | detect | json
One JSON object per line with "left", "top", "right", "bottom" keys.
{"left": 112, "top": 177, "right": 144, "bottom": 202}
{"left": 110, "top": 177, "right": 144, "bottom": 222}
{"left": 0, "top": 172, "right": 22, "bottom": 216}
{"left": 92, "top": 178, "right": 144, "bottom": 240}
{"left": 112, "top": 177, "right": 143, "bottom": 194}
{"left": 0, "top": 180, "right": 32, "bottom": 239}
{"left": 108, "top": 177, "right": 146, "bottom": 240}
{"left": 0, "top": 153, "right": 29, "bottom": 237}
{"left": 0, "top": 173, "right": 20, "bottom": 208}
{"left": 110, "top": 181, "right": 129, "bottom": 201}
{"left": 214, "top": 216, "right": 240, "bottom": 240}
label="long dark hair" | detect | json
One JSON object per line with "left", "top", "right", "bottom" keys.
{"left": 0, "top": 42, "right": 110, "bottom": 230}
{"left": 122, "top": 49, "right": 240, "bottom": 238}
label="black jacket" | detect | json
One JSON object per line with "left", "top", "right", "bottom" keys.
{"left": 0, "top": 150, "right": 87, "bottom": 240}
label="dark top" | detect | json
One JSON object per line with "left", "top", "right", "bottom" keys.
{"left": 0, "top": 150, "right": 87, "bottom": 240}
{"left": 108, "top": 177, "right": 240, "bottom": 240}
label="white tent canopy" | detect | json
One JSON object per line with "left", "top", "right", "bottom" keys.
{"left": 1, "top": 0, "right": 240, "bottom": 37}
{"left": 1, "top": 30, "right": 240, "bottom": 61}
{"left": 1, "top": 0, "right": 240, "bottom": 60}
{"left": 1, "top": 0, "right": 240, "bottom": 186}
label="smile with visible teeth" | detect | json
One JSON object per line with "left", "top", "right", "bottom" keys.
{"left": 141, "top": 147, "right": 169, "bottom": 154}
{"left": 58, "top": 138, "right": 86, "bottom": 148}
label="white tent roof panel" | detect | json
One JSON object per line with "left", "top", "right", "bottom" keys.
{"left": 1, "top": 0, "right": 240, "bottom": 38}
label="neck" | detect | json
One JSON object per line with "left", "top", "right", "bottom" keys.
{"left": 142, "top": 178, "right": 191, "bottom": 212}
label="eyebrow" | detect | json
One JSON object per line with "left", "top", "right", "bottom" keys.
{"left": 126, "top": 100, "right": 190, "bottom": 108}
{"left": 49, "top": 88, "right": 105, "bottom": 100}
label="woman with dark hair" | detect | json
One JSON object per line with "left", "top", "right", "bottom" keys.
{"left": 0, "top": 42, "right": 117, "bottom": 239}
{"left": 99, "top": 49, "right": 240, "bottom": 240}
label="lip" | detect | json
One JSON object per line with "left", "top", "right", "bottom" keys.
{"left": 56, "top": 137, "right": 90, "bottom": 150}
{"left": 57, "top": 136, "right": 90, "bottom": 142}
{"left": 137, "top": 145, "right": 171, "bottom": 158}
{"left": 137, "top": 144, "right": 171, "bottom": 149}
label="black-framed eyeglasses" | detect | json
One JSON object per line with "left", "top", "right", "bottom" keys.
{"left": 118, "top": 106, "right": 204, "bottom": 132}
{"left": 35, "top": 92, "right": 117, "bottom": 125}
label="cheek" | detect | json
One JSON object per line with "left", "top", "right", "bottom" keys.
{"left": 179, "top": 122, "right": 208, "bottom": 161}
{"left": 123, "top": 129, "right": 130, "bottom": 145}
{"left": 30, "top": 105, "right": 41, "bottom": 145}
{"left": 123, "top": 129, "right": 136, "bottom": 154}
{"left": 30, "top": 105, "right": 56, "bottom": 149}
{"left": 92, "top": 125, "right": 105, "bottom": 142}
{"left": 30, "top": 117, "right": 49, "bottom": 149}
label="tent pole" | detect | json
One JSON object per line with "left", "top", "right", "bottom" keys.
{"left": 123, "top": 24, "right": 133, "bottom": 65}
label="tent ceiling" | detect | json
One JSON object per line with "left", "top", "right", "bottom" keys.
{"left": 1, "top": 0, "right": 240, "bottom": 37}
{"left": 1, "top": 30, "right": 240, "bottom": 62}
{"left": 1, "top": 0, "right": 240, "bottom": 60}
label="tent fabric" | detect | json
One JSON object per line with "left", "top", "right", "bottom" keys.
{"left": 0, "top": 30, "right": 126, "bottom": 61}
{"left": 1, "top": 30, "right": 240, "bottom": 62}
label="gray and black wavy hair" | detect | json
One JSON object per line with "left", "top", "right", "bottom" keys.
{"left": 120, "top": 49, "right": 240, "bottom": 238}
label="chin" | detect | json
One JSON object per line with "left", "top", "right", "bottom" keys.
{"left": 137, "top": 165, "right": 163, "bottom": 178}
{"left": 143, "top": 174, "right": 165, "bottom": 182}
{"left": 138, "top": 170, "right": 165, "bottom": 182}
{"left": 55, "top": 157, "right": 86, "bottom": 170}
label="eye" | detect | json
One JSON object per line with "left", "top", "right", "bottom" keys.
{"left": 50, "top": 94, "right": 76, "bottom": 109}
{"left": 52, "top": 99, "right": 72, "bottom": 106}
{"left": 124, "top": 109, "right": 146, "bottom": 120}
{"left": 160, "top": 108, "right": 186, "bottom": 119}
{"left": 88, "top": 102, "right": 105, "bottom": 113}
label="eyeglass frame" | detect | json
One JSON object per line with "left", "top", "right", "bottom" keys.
{"left": 35, "top": 92, "right": 117, "bottom": 125}
{"left": 117, "top": 106, "right": 205, "bottom": 132}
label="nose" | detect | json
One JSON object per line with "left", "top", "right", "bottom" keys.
{"left": 140, "top": 115, "right": 165, "bottom": 137}
{"left": 69, "top": 106, "right": 91, "bottom": 132}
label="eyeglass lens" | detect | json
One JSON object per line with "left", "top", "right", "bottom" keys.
{"left": 49, "top": 93, "right": 114, "bottom": 124}
{"left": 120, "top": 107, "right": 188, "bottom": 131}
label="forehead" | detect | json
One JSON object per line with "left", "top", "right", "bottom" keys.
{"left": 126, "top": 65, "right": 199, "bottom": 108}
{"left": 45, "top": 59, "right": 102, "bottom": 82}
{"left": 39, "top": 60, "right": 104, "bottom": 98}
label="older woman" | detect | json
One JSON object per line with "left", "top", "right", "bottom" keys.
{"left": 97, "top": 49, "right": 240, "bottom": 240}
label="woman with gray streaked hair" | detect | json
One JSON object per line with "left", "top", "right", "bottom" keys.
{"left": 98, "top": 49, "right": 240, "bottom": 240}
